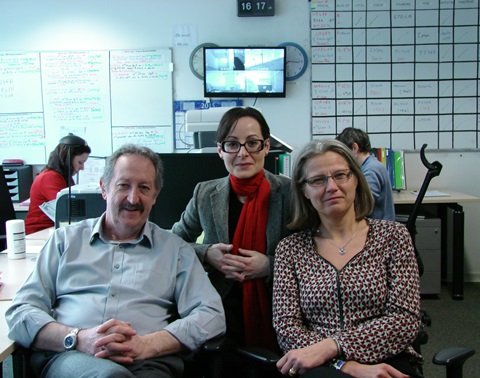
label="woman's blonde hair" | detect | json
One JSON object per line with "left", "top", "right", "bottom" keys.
{"left": 288, "top": 139, "right": 374, "bottom": 231}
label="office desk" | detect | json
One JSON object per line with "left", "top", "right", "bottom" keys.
{"left": 0, "top": 228, "right": 49, "bottom": 301}
{"left": 0, "top": 301, "right": 15, "bottom": 363}
{"left": 0, "top": 300, "right": 15, "bottom": 378}
{"left": 393, "top": 190, "right": 480, "bottom": 300}
{"left": 0, "top": 254, "right": 37, "bottom": 301}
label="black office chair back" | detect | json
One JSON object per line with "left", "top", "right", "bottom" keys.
{"left": 0, "top": 166, "right": 17, "bottom": 250}
{"left": 405, "top": 144, "right": 442, "bottom": 277}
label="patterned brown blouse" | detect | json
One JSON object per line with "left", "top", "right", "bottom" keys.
{"left": 273, "top": 219, "right": 423, "bottom": 365}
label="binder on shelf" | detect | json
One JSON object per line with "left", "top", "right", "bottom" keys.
{"left": 385, "top": 148, "right": 395, "bottom": 188}
{"left": 279, "top": 153, "right": 291, "bottom": 177}
{"left": 372, "top": 147, "right": 406, "bottom": 190}
{"left": 393, "top": 150, "right": 406, "bottom": 190}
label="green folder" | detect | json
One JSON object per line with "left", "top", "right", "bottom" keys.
{"left": 393, "top": 150, "right": 406, "bottom": 190}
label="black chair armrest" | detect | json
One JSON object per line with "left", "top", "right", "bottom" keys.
{"left": 200, "top": 335, "right": 233, "bottom": 353}
{"left": 433, "top": 347, "right": 475, "bottom": 378}
{"left": 236, "top": 346, "right": 280, "bottom": 364}
{"left": 433, "top": 347, "right": 475, "bottom": 365}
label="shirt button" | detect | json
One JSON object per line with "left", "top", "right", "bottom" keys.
{"left": 114, "top": 264, "right": 120, "bottom": 269}
{"left": 111, "top": 292, "right": 116, "bottom": 297}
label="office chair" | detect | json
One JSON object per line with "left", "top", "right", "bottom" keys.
{"left": 197, "top": 144, "right": 474, "bottom": 378}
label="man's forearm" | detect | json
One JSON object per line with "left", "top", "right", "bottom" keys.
{"left": 32, "top": 322, "right": 73, "bottom": 352}
{"left": 140, "top": 330, "right": 183, "bottom": 359}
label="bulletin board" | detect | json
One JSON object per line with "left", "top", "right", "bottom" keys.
{"left": 310, "top": 0, "right": 480, "bottom": 150}
{"left": 0, "top": 48, "right": 173, "bottom": 164}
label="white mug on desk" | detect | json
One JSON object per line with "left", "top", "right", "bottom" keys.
{"left": 6, "top": 219, "right": 26, "bottom": 260}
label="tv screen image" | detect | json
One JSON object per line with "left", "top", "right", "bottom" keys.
{"left": 204, "top": 46, "right": 286, "bottom": 98}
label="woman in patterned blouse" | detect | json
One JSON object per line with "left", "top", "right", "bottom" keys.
{"left": 273, "top": 139, "right": 423, "bottom": 378}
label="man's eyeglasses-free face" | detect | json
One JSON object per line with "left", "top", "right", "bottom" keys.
{"left": 219, "top": 139, "right": 265, "bottom": 153}
{"left": 304, "top": 169, "right": 353, "bottom": 188}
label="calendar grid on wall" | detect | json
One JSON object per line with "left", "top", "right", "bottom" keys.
{"left": 310, "top": 0, "right": 480, "bottom": 150}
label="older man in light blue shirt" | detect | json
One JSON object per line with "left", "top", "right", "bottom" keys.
{"left": 6, "top": 144, "right": 225, "bottom": 378}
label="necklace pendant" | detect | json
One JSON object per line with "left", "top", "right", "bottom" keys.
{"left": 339, "top": 247, "right": 346, "bottom": 255}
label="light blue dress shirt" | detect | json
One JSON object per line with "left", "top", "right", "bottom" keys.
{"left": 362, "top": 154, "right": 396, "bottom": 221}
{"left": 6, "top": 214, "right": 225, "bottom": 351}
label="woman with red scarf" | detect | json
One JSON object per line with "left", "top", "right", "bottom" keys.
{"left": 172, "top": 107, "right": 291, "bottom": 376}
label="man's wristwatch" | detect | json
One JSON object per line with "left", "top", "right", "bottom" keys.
{"left": 64, "top": 327, "right": 81, "bottom": 351}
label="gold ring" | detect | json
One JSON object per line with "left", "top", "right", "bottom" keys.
{"left": 289, "top": 367, "right": 298, "bottom": 376}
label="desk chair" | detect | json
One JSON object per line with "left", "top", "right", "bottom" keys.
{"left": 0, "top": 166, "right": 17, "bottom": 250}
{"left": 197, "top": 145, "right": 474, "bottom": 378}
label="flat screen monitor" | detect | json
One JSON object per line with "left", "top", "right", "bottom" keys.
{"left": 204, "top": 46, "right": 286, "bottom": 98}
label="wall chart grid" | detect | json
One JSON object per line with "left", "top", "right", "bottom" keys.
{"left": 310, "top": 0, "right": 480, "bottom": 150}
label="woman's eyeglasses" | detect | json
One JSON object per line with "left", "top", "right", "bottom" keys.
{"left": 219, "top": 139, "right": 265, "bottom": 153}
{"left": 304, "top": 170, "right": 353, "bottom": 188}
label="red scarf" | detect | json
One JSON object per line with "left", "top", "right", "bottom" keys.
{"left": 229, "top": 170, "right": 278, "bottom": 350}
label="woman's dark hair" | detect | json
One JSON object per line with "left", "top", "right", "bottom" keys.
{"left": 44, "top": 142, "right": 91, "bottom": 185}
{"left": 215, "top": 107, "right": 270, "bottom": 143}
{"left": 336, "top": 127, "right": 372, "bottom": 153}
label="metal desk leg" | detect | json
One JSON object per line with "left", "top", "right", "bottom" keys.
{"left": 450, "top": 204, "right": 464, "bottom": 300}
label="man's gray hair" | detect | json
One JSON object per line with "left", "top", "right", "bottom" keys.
{"left": 101, "top": 144, "right": 163, "bottom": 193}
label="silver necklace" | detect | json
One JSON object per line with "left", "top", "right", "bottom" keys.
{"left": 317, "top": 223, "right": 359, "bottom": 255}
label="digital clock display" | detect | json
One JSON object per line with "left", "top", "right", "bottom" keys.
{"left": 237, "top": 0, "right": 275, "bottom": 17}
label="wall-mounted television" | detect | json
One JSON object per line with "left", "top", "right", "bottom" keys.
{"left": 203, "top": 46, "right": 286, "bottom": 98}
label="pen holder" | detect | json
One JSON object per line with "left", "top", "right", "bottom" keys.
{"left": 6, "top": 219, "right": 26, "bottom": 260}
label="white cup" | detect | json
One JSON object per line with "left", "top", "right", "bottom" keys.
{"left": 6, "top": 219, "right": 26, "bottom": 260}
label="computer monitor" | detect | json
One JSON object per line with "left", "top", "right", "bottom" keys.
{"left": 54, "top": 185, "right": 105, "bottom": 228}
{"left": 204, "top": 46, "right": 286, "bottom": 98}
{"left": 150, "top": 151, "right": 282, "bottom": 229}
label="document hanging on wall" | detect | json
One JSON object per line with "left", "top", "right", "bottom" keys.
{"left": 0, "top": 48, "right": 174, "bottom": 164}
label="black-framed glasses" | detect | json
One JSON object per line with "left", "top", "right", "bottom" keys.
{"left": 219, "top": 139, "right": 265, "bottom": 153}
{"left": 304, "top": 169, "right": 353, "bottom": 188}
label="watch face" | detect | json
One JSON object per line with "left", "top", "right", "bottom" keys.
{"left": 64, "top": 335, "right": 75, "bottom": 349}
{"left": 189, "top": 43, "right": 218, "bottom": 80}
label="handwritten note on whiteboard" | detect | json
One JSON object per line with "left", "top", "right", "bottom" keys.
{"left": 0, "top": 52, "right": 43, "bottom": 113}
{"left": 112, "top": 126, "right": 172, "bottom": 153}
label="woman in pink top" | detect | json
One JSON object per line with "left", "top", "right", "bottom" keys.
{"left": 25, "top": 139, "right": 90, "bottom": 234}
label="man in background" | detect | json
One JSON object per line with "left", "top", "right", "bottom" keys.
{"left": 6, "top": 144, "right": 225, "bottom": 378}
{"left": 337, "top": 127, "right": 395, "bottom": 221}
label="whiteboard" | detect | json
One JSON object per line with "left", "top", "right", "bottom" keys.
{"left": 111, "top": 49, "right": 173, "bottom": 127}
{"left": 0, "top": 48, "right": 173, "bottom": 164}
{"left": 310, "top": 1, "right": 480, "bottom": 150}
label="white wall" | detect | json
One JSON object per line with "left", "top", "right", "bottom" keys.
{"left": 1, "top": 0, "right": 480, "bottom": 282}
{"left": 0, "top": 0, "right": 311, "bottom": 151}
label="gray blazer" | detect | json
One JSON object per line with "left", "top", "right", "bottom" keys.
{"left": 171, "top": 170, "right": 292, "bottom": 298}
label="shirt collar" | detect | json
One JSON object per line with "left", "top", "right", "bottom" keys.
{"left": 362, "top": 154, "right": 373, "bottom": 167}
{"left": 89, "top": 213, "right": 153, "bottom": 248}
